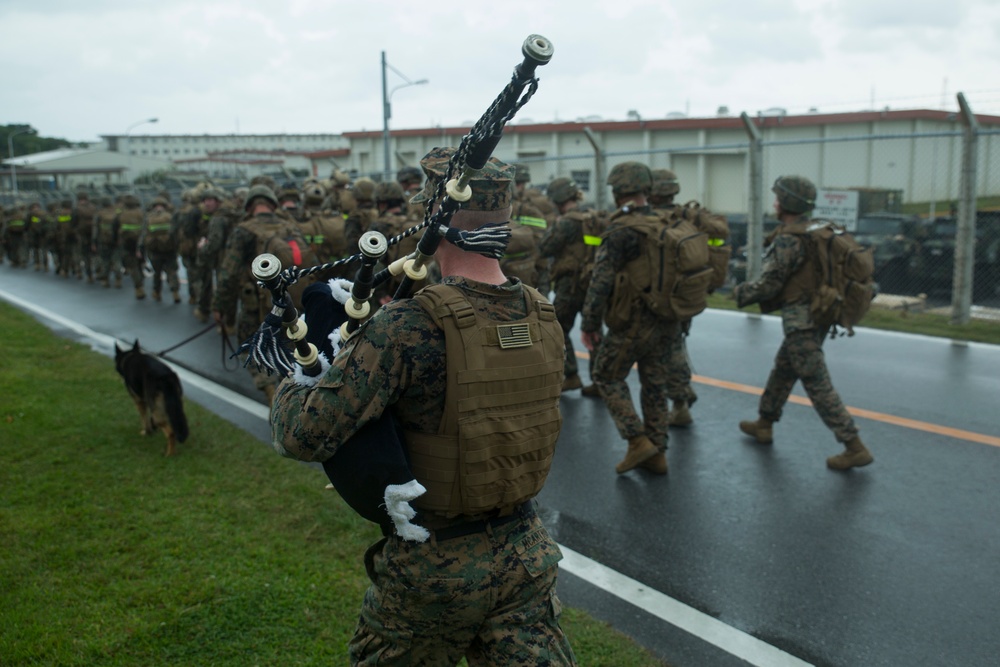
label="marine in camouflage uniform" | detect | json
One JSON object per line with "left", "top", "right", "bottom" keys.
{"left": 174, "top": 189, "right": 202, "bottom": 305}
{"left": 344, "top": 177, "right": 378, "bottom": 254}
{"left": 73, "top": 192, "right": 98, "bottom": 283}
{"left": 2, "top": 203, "right": 30, "bottom": 267}
{"left": 733, "top": 175, "right": 873, "bottom": 471}
{"left": 93, "top": 197, "right": 123, "bottom": 287}
{"left": 27, "top": 202, "right": 52, "bottom": 272}
{"left": 114, "top": 195, "right": 147, "bottom": 299}
{"left": 189, "top": 189, "right": 228, "bottom": 321}
{"left": 196, "top": 188, "right": 240, "bottom": 324}
{"left": 271, "top": 147, "right": 576, "bottom": 666}
{"left": 53, "top": 199, "right": 78, "bottom": 278}
{"left": 538, "top": 177, "right": 605, "bottom": 395}
{"left": 505, "top": 164, "right": 550, "bottom": 293}
{"left": 139, "top": 197, "right": 181, "bottom": 303}
{"left": 581, "top": 162, "right": 675, "bottom": 476}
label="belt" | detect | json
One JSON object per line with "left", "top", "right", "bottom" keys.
{"left": 383, "top": 500, "right": 536, "bottom": 541}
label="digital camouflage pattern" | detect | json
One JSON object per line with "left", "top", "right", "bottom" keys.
{"left": 651, "top": 168, "right": 680, "bottom": 198}
{"left": 606, "top": 161, "right": 652, "bottom": 195}
{"left": 735, "top": 213, "right": 860, "bottom": 443}
{"left": 410, "top": 147, "right": 515, "bottom": 212}
{"left": 270, "top": 277, "right": 574, "bottom": 665}
{"left": 582, "top": 206, "right": 677, "bottom": 451}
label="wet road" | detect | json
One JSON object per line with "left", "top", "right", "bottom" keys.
{"left": 3, "top": 263, "right": 999, "bottom": 667}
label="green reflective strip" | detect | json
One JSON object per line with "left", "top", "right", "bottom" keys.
{"left": 148, "top": 224, "right": 172, "bottom": 232}
{"left": 120, "top": 224, "right": 142, "bottom": 231}
{"left": 8, "top": 219, "right": 26, "bottom": 227}
{"left": 515, "top": 216, "right": 547, "bottom": 229}
{"left": 30, "top": 216, "right": 41, "bottom": 223}
{"left": 313, "top": 235, "right": 325, "bottom": 244}
{"left": 58, "top": 215, "right": 72, "bottom": 223}
{"left": 583, "top": 234, "right": 602, "bottom": 246}
{"left": 505, "top": 251, "right": 532, "bottom": 260}
{"left": 708, "top": 238, "right": 725, "bottom": 247}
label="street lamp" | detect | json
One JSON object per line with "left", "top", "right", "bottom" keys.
{"left": 125, "top": 117, "right": 158, "bottom": 192}
{"left": 381, "top": 51, "right": 427, "bottom": 182}
{"left": 8, "top": 125, "right": 36, "bottom": 196}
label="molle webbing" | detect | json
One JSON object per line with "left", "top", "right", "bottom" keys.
{"left": 405, "top": 284, "right": 563, "bottom": 517}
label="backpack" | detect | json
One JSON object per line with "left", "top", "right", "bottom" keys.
{"left": 672, "top": 201, "right": 731, "bottom": 291}
{"left": 606, "top": 210, "right": 714, "bottom": 330}
{"left": 143, "top": 210, "right": 177, "bottom": 254}
{"left": 240, "top": 216, "right": 320, "bottom": 313}
{"left": 802, "top": 221, "right": 875, "bottom": 336}
{"left": 548, "top": 210, "right": 608, "bottom": 289}
{"left": 500, "top": 222, "right": 540, "bottom": 287}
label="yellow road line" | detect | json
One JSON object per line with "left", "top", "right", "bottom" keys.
{"left": 574, "top": 351, "right": 1000, "bottom": 448}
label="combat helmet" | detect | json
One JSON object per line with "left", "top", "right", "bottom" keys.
{"left": 547, "top": 177, "right": 580, "bottom": 206}
{"left": 302, "top": 181, "right": 326, "bottom": 205}
{"left": 243, "top": 185, "right": 278, "bottom": 211}
{"left": 330, "top": 169, "right": 351, "bottom": 187}
{"left": 396, "top": 166, "right": 422, "bottom": 188}
{"left": 513, "top": 163, "right": 531, "bottom": 184}
{"left": 375, "top": 180, "right": 405, "bottom": 203}
{"left": 651, "top": 169, "right": 680, "bottom": 197}
{"left": 772, "top": 175, "right": 816, "bottom": 214}
{"left": 352, "top": 177, "right": 376, "bottom": 203}
{"left": 607, "top": 161, "right": 652, "bottom": 196}
{"left": 146, "top": 196, "right": 170, "bottom": 211}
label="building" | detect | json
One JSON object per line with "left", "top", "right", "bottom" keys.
{"left": 2, "top": 147, "right": 169, "bottom": 193}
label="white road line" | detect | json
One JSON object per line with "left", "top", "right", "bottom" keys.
{"left": 2, "top": 287, "right": 812, "bottom": 667}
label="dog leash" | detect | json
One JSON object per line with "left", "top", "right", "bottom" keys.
{"left": 157, "top": 321, "right": 241, "bottom": 372}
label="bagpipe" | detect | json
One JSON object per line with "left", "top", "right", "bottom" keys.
{"left": 237, "top": 35, "right": 554, "bottom": 541}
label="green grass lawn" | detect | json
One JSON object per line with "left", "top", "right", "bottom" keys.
{"left": 0, "top": 302, "right": 665, "bottom": 667}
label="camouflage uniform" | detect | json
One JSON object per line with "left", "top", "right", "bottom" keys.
{"left": 26, "top": 204, "right": 52, "bottom": 271}
{"left": 734, "top": 219, "right": 859, "bottom": 442}
{"left": 52, "top": 200, "right": 78, "bottom": 278}
{"left": 344, "top": 178, "right": 378, "bottom": 255}
{"left": 139, "top": 198, "right": 181, "bottom": 302}
{"left": 73, "top": 193, "right": 98, "bottom": 283}
{"left": 114, "top": 195, "right": 147, "bottom": 298}
{"left": 196, "top": 190, "right": 240, "bottom": 319}
{"left": 271, "top": 148, "right": 575, "bottom": 666}
{"left": 2, "top": 204, "right": 30, "bottom": 267}
{"left": 93, "top": 198, "right": 123, "bottom": 287}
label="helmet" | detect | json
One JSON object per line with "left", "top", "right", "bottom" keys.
{"left": 607, "top": 161, "right": 652, "bottom": 195}
{"left": 513, "top": 163, "right": 531, "bottom": 184}
{"left": 147, "top": 197, "right": 170, "bottom": 211}
{"left": 243, "top": 185, "right": 278, "bottom": 211}
{"left": 278, "top": 187, "right": 300, "bottom": 204}
{"left": 330, "top": 169, "right": 351, "bottom": 186}
{"left": 547, "top": 177, "right": 580, "bottom": 205}
{"left": 201, "top": 188, "right": 226, "bottom": 202}
{"left": 303, "top": 182, "right": 326, "bottom": 204}
{"left": 772, "top": 175, "right": 816, "bottom": 213}
{"left": 396, "top": 166, "right": 422, "bottom": 186}
{"left": 375, "top": 180, "right": 405, "bottom": 203}
{"left": 651, "top": 169, "right": 680, "bottom": 197}
{"left": 249, "top": 175, "right": 278, "bottom": 192}
{"left": 352, "top": 177, "right": 376, "bottom": 202}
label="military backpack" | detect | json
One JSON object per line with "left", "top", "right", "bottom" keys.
{"left": 671, "top": 201, "right": 731, "bottom": 291}
{"left": 800, "top": 220, "right": 875, "bottom": 336}
{"left": 240, "top": 216, "right": 319, "bottom": 313}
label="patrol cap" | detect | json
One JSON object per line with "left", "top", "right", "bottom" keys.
{"left": 607, "top": 161, "right": 652, "bottom": 196}
{"left": 243, "top": 185, "right": 278, "bottom": 211}
{"left": 375, "top": 180, "right": 405, "bottom": 203}
{"left": 772, "top": 175, "right": 816, "bottom": 213}
{"left": 547, "top": 177, "right": 580, "bottom": 205}
{"left": 651, "top": 169, "right": 680, "bottom": 197}
{"left": 409, "top": 146, "right": 515, "bottom": 212}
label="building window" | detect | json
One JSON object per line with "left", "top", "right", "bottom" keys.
{"left": 571, "top": 170, "right": 591, "bottom": 192}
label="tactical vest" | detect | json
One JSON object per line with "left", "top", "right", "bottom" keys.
{"left": 404, "top": 284, "right": 564, "bottom": 517}
{"left": 298, "top": 213, "right": 348, "bottom": 262}
{"left": 74, "top": 200, "right": 97, "bottom": 237}
{"left": 143, "top": 210, "right": 176, "bottom": 253}
{"left": 239, "top": 215, "right": 319, "bottom": 314}
{"left": 605, "top": 209, "right": 714, "bottom": 329}
{"left": 549, "top": 210, "right": 607, "bottom": 285}
{"left": 117, "top": 207, "right": 144, "bottom": 239}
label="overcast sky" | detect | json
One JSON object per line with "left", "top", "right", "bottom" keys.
{"left": 4, "top": 0, "right": 999, "bottom": 144}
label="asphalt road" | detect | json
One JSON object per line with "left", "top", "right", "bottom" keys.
{"left": 3, "top": 263, "right": 999, "bottom": 667}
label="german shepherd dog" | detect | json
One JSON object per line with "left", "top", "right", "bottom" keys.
{"left": 114, "top": 340, "right": 189, "bottom": 456}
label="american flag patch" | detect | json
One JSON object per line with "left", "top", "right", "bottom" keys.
{"left": 497, "top": 323, "right": 532, "bottom": 349}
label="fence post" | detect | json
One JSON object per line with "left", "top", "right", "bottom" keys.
{"left": 951, "top": 93, "right": 979, "bottom": 325}
{"left": 740, "top": 112, "right": 765, "bottom": 282}
{"left": 582, "top": 126, "right": 607, "bottom": 211}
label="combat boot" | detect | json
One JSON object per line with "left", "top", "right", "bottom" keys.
{"left": 639, "top": 450, "right": 669, "bottom": 475}
{"left": 739, "top": 417, "right": 773, "bottom": 444}
{"left": 101, "top": 278, "right": 110, "bottom": 288}
{"left": 193, "top": 307, "right": 209, "bottom": 323}
{"left": 826, "top": 437, "right": 874, "bottom": 471}
{"left": 134, "top": 286, "right": 146, "bottom": 300}
{"left": 114, "top": 275, "right": 122, "bottom": 288}
{"left": 172, "top": 289, "right": 181, "bottom": 304}
{"left": 581, "top": 384, "right": 601, "bottom": 398}
{"left": 562, "top": 374, "right": 583, "bottom": 392}
{"left": 668, "top": 400, "right": 693, "bottom": 427}
{"left": 152, "top": 290, "right": 162, "bottom": 302}
{"left": 615, "top": 435, "right": 658, "bottom": 474}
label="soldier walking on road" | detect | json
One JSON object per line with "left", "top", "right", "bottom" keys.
{"left": 581, "top": 162, "right": 678, "bottom": 476}
{"left": 139, "top": 197, "right": 181, "bottom": 303}
{"left": 733, "top": 175, "right": 874, "bottom": 471}
{"left": 114, "top": 194, "right": 147, "bottom": 299}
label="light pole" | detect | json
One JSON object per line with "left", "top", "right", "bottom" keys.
{"left": 8, "top": 125, "right": 36, "bottom": 196}
{"left": 125, "top": 117, "right": 158, "bottom": 192}
{"left": 381, "top": 51, "right": 427, "bottom": 182}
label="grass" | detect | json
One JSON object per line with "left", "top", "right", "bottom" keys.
{"left": 707, "top": 292, "right": 1000, "bottom": 346}
{"left": 0, "top": 302, "right": 665, "bottom": 667}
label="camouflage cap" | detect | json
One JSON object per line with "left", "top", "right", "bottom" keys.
{"left": 513, "top": 163, "right": 531, "bottom": 184}
{"left": 651, "top": 169, "right": 680, "bottom": 197}
{"left": 375, "top": 180, "right": 405, "bottom": 203}
{"left": 409, "top": 146, "right": 515, "bottom": 212}
{"left": 352, "top": 177, "right": 376, "bottom": 202}
{"left": 772, "top": 175, "right": 816, "bottom": 213}
{"left": 607, "top": 161, "right": 652, "bottom": 195}
{"left": 547, "top": 177, "right": 580, "bottom": 205}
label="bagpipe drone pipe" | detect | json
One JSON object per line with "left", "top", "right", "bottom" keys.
{"left": 236, "top": 35, "right": 554, "bottom": 540}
